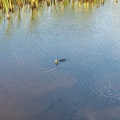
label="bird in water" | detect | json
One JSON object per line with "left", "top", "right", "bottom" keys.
{"left": 55, "top": 59, "right": 66, "bottom": 65}
{"left": 55, "top": 59, "right": 59, "bottom": 65}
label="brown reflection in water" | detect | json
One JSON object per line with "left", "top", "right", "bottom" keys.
{"left": 6, "top": 19, "right": 12, "bottom": 35}
{"left": 0, "top": 0, "right": 105, "bottom": 36}
{"left": 0, "top": 0, "right": 106, "bottom": 23}
{"left": 0, "top": 68, "right": 76, "bottom": 119}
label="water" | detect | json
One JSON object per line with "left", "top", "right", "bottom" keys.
{"left": 0, "top": 1, "right": 120, "bottom": 120}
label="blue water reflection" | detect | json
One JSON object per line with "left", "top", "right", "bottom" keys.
{"left": 0, "top": 1, "right": 120, "bottom": 120}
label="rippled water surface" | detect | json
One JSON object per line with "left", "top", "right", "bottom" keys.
{"left": 1, "top": 1, "right": 120, "bottom": 120}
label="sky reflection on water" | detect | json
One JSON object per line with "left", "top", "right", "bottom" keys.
{"left": 0, "top": 0, "right": 120, "bottom": 120}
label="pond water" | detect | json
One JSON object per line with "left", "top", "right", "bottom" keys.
{"left": 0, "top": 0, "right": 120, "bottom": 120}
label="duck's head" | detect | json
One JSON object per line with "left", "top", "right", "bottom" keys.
{"left": 55, "top": 59, "right": 58, "bottom": 65}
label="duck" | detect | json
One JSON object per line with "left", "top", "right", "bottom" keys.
{"left": 55, "top": 59, "right": 66, "bottom": 65}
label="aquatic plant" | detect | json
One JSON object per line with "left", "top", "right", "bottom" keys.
{"left": 0, "top": 0, "right": 106, "bottom": 20}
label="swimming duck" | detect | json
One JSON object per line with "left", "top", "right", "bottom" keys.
{"left": 55, "top": 59, "right": 66, "bottom": 65}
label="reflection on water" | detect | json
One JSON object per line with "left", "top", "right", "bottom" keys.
{"left": 0, "top": 0, "right": 108, "bottom": 36}
{"left": 0, "top": 0, "right": 107, "bottom": 21}
{"left": 1, "top": 0, "right": 120, "bottom": 120}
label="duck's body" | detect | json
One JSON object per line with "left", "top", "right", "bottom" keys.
{"left": 59, "top": 59, "right": 66, "bottom": 62}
